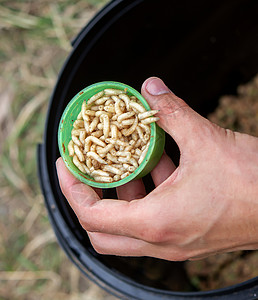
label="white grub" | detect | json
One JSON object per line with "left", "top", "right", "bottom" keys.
{"left": 68, "top": 140, "right": 75, "bottom": 156}
{"left": 97, "top": 143, "right": 114, "bottom": 155}
{"left": 123, "top": 163, "right": 136, "bottom": 173}
{"left": 71, "top": 128, "right": 82, "bottom": 136}
{"left": 91, "top": 169, "right": 110, "bottom": 177}
{"left": 117, "top": 111, "right": 135, "bottom": 123}
{"left": 73, "top": 120, "right": 84, "bottom": 129}
{"left": 95, "top": 111, "right": 112, "bottom": 118}
{"left": 72, "top": 134, "right": 82, "bottom": 147}
{"left": 135, "top": 148, "right": 142, "bottom": 156}
{"left": 119, "top": 93, "right": 130, "bottom": 110}
{"left": 74, "top": 144, "right": 85, "bottom": 162}
{"left": 79, "top": 130, "right": 86, "bottom": 145}
{"left": 116, "top": 151, "right": 131, "bottom": 161}
{"left": 138, "top": 122, "right": 151, "bottom": 134}
{"left": 129, "top": 157, "right": 138, "bottom": 169}
{"left": 82, "top": 114, "right": 90, "bottom": 122}
{"left": 138, "top": 142, "right": 150, "bottom": 165}
{"left": 68, "top": 88, "right": 159, "bottom": 183}
{"left": 90, "top": 144, "right": 97, "bottom": 153}
{"left": 121, "top": 116, "right": 138, "bottom": 136}
{"left": 118, "top": 156, "right": 129, "bottom": 164}
{"left": 84, "top": 120, "right": 90, "bottom": 133}
{"left": 138, "top": 110, "right": 159, "bottom": 120}
{"left": 104, "top": 104, "right": 115, "bottom": 113}
{"left": 99, "top": 135, "right": 106, "bottom": 141}
{"left": 97, "top": 123, "right": 104, "bottom": 130}
{"left": 136, "top": 126, "right": 144, "bottom": 140}
{"left": 106, "top": 153, "right": 119, "bottom": 163}
{"left": 95, "top": 96, "right": 110, "bottom": 105}
{"left": 113, "top": 174, "right": 121, "bottom": 181}
{"left": 121, "top": 172, "right": 130, "bottom": 179}
{"left": 87, "top": 91, "right": 105, "bottom": 105}
{"left": 105, "top": 99, "right": 115, "bottom": 106}
{"left": 84, "top": 137, "right": 101, "bottom": 153}
{"left": 86, "top": 157, "right": 92, "bottom": 169}
{"left": 112, "top": 97, "right": 123, "bottom": 115}
{"left": 102, "top": 165, "right": 122, "bottom": 175}
{"left": 143, "top": 133, "right": 150, "bottom": 144}
{"left": 88, "top": 116, "right": 99, "bottom": 132}
{"left": 77, "top": 112, "right": 83, "bottom": 120}
{"left": 105, "top": 138, "right": 128, "bottom": 147}
{"left": 100, "top": 114, "right": 110, "bottom": 138}
{"left": 121, "top": 119, "right": 134, "bottom": 126}
{"left": 84, "top": 110, "right": 96, "bottom": 117}
{"left": 110, "top": 120, "right": 122, "bottom": 129}
{"left": 141, "top": 117, "right": 160, "bottom": 124}
{"left": 104, "top": 88, "right": 125, "bottom": 95}
{"left": 90, "top": 105, "right": 104, "bottom": 111}
{"left": 134, "top": 139, "right": 142, "bottom": 149}
{"left": 131, "top": 132, "right": 138, "bottom": 141}
{"left": 73, "top": 155, "right": 90, "bottom": 174}
{"left": 110, "top": 124, "right": 118, "bottom": 139}
{"left": 91, "top": 130, "right": 103, "bottom": 137}
{"left": 129, "top": 101, "right": 146, "bottom": 113}
{"left": 87, "top": 151, "right": 107, "bottom": 165}
{"left": 85, "top": 136, "right": 106, "bottom": 148}
{"left": 93, "top": 176, "right": 113, "bottom": 183}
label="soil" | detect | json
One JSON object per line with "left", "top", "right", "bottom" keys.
{"left": 184, "top": 74, "right": 258, "bottom": 291}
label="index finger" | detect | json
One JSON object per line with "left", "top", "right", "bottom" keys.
{"left": 56, "top": 157, "right": 160, "bottom": 241}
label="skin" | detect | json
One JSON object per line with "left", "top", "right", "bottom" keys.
{"left": 56, "top": 77, "right": 258, "bottom": 261}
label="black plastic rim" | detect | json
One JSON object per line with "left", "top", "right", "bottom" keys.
{"left": 38, "top": 0, "right": 258, "bottom": 299}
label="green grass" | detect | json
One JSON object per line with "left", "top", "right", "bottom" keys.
{"left": 0, "top": 1, "right": 115, "bottom": 299}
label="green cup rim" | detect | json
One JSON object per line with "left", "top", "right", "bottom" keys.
{"left": 58, "top": 81, "right": 162, "bottom": 188}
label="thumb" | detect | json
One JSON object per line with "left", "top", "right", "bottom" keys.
{"left": 141, "top": 77, "right": 209, "bottom": 150}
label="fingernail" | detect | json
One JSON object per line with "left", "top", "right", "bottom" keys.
{"left": 146, "top": 78, "right": 171, "bottom": 95}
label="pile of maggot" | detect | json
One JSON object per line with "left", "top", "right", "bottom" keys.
{"left": 67, "top": 88, "right": 159, "bottom": 183}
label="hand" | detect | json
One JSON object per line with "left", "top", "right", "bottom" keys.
{"left": 56, "top": 77, "right": 258, "bottom": 261}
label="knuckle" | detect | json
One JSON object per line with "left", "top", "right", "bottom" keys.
{"left": 89, "top": 233, "right": 109, "bottom": 255}
{"left": 92, "top": 243, "right": 107, "bottom": 255}
{"left": 143, "top": 226, "right": 168, "bottom": 243}
{"left": 157, "top": 94, "right": 188, "bottom": 116}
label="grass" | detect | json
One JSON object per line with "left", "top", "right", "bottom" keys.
{"left": 0, "top": 0, "right": 116, "bottom": 299}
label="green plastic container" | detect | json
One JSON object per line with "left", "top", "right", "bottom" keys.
{"left": 58, "top": 81, "right": 165, "bottom": 188}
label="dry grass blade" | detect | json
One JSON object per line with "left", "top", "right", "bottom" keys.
{"left": 22, "top": 228, "right": 56, "bottom": 258}
{"left": 0, "top": 5, "right": 39, "bottom": 29}
{"left": 2, "top": 158, "right": 28, "bottom": 192}
{"left": 21, "top": 198, "right": 42, "bottom": 233}
{"left": 7, "top": 90, "right": 48, "bottom": 143}
{"left": 0, "top": 271, "right": 61, "bottom": 291}
{"left": 50, "top": 3, "right": 72, "bottom": 51}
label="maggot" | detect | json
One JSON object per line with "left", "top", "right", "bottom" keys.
{"left": 138, "top": 110, "right": 159, "bottom": 120}
{"left": 104, "top": 88, "right": 125, "bottom": 95}
{"left": 129, "top": 101, "right": 146, "bottom": 113}
{"left": 141, "top": 117, "right": 160, "bottom": 124}
{"left": 87, "top": 91, "right": 105, "bottom": 105}
{"left": 87, "top": 151, "right": 107, "bottom": 165}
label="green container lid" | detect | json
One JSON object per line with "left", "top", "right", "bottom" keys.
{"left": 58, "top": 81, "right": 165, "bottom": 188}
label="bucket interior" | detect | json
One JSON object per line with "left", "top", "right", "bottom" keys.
{"left": 41, "top": 0, "right": 258, "bottom": 296}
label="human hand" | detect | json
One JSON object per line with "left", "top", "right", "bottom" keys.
{"left": 56, "top": 77, "right": 258, "bottom": 261}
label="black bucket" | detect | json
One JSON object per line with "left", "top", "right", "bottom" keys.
{"left": 38, "top": 0, "right": 258, "bottom": 299}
